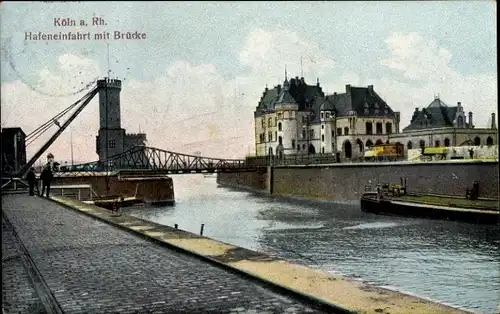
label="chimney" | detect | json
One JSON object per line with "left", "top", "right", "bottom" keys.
{"left": 265, "top": 84, "right": 268, "bottom": 91}
{"left": 346, "top": 84, "right": 351, "bottom": 94}
{"left": 468, "top": 111, "right": 473, "bottom": 128}
{"left": 368, "top": 85, "right": 373, "bottom": 90}
{"left": 492, "top": 113, "right": 497, "bottom": 129}
{"left": 317, "top": 78, "right": 320, "bottom": 87}
{"left": 415, "top": 107, "right": 419, "bottom": 112}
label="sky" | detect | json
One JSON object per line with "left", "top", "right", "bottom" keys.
{"left": 1, "top": 1, "right": 497, "bottom": 164}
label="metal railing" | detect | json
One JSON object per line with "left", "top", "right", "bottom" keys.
{"left": 246, "top": 154, "right": 339, "bottom": 167}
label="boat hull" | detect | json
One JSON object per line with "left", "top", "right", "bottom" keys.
{"left": 360, "top": 193, "right": 499, "bottom": 225}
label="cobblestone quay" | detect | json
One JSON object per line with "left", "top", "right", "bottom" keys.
{"left": 1, "top": 195, "right": 324, "bottom": 314}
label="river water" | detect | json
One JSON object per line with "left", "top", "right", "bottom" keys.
{"left": 129, "top": 175, "right": 500, "bottom": 314}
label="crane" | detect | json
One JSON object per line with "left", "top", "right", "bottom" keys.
{"left": 2, "top": 85, "right": 101, "bottom": 190}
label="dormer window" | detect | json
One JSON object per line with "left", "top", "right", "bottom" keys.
{"left": 374, "top": 109, "right": 379, "bottom": 115}
{"left": 326, "top": 112, "right": 330, "bottom": 119}
{"left": 364, "top": 102, "right": 369, "bottom": 108}
{"left": 321, "top": 112, "right": 324, "bottom": 119}
{"left": 384, "top": 108, "right": 388, "bottom": 115}
{"left": 374, "top": 102, "right": 379, "bottom": 109}
{"left": 364, "top": 108, "right": 369, "bottom": 115}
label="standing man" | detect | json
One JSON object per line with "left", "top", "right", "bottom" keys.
{"left": 40, "top": 165, "right": 53, "bottom": 197}
{"left": 26, "top": 167, "right": 37, "bottom": 196}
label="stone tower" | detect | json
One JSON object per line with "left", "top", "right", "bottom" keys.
{"left": 96, "top": 78, "right": 125, "bottom": 165}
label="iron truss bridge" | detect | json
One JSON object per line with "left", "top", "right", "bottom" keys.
{"left": 56, "top": 146, "right": 255, "bottom": 176}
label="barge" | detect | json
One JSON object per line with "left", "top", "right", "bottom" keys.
{"left": 360, "top": 179, "right": 499, "bottom": 225}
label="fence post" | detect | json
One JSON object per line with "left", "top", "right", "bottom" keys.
{"left": 200, "top": 224, "right": 205, "bottom": 236}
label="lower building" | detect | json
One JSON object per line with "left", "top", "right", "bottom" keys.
{"left": 1, "top": 127, "right": 27, "bottom": 176}
{"left": 389, "top": 96, "right": 497, "bottom": 151}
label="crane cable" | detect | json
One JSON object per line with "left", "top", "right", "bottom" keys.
{"left": 25, "top": 88, "right": 97, "bottom": 146}
{"left": 26, "top": 87, "right": 97, "bottom": 140}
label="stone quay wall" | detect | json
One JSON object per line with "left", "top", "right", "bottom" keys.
{"left": 52, "top": 174, "right": 175, "bottom": 204}
{"left": 217, "top": 161, "right": 499, "bottom": 201}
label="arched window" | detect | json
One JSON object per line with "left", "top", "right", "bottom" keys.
{"left": 278, "top": 136, "right": 283, "bottom": 145}
{"left": 343, "top": 141, "right": 352, "bottom": 159}
{"left": 278, "top": 122, "right": 282, "bottom": 131}
{"left": 444, "top": 138, "right": 450, "bottom": 147}
{"left": 365, "top": 122, "right": 373, "bottom": 135}
{"left": 385, "top": 122, "right": 392, "bottom": 134}
{"left": 420, "top": 140, "right": 425, "bottom": 149}
{"left": 486, "top": 136, "right": 494, "bottom": 146}
{"left": 366, "top": 139, "right": 373, "bottom": 148}
{"left": 474, "top": 137, "right": 481, "bottom": 146}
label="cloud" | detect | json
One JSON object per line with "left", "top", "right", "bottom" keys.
{"left": 1, "top": 29, "right": 497, "bottom": 166}
{"left": 376, "top": 32, "right": 497, "bottom": 128}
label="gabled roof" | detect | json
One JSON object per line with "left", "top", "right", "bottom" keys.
{"left": 325, "top": 85, "right": 394, "bottom": 117}
{"left": 402, "top": 97, "right": 467, "bottom": 131}
{"left": 255, "top": 77, "right": 324, "bottom": 117}
{"left": 320, "top": 97, "right": 336, "bottom": 111}
{"left": 275, "top": 89, "right": 297, "bottom": 106}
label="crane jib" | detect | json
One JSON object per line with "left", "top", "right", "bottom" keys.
{"left": 16, "top": 87, "right": 101, "bottom": 177}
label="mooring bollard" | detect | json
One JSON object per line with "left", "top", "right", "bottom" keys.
{"left": 174, "top": 224, "right": 178, "bottom": 230}
{"left": 200, "top": 224, "right": 205, "bottom": 236}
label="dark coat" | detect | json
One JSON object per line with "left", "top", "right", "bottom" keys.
{"left": 40, "top": 168, "right": 53, "bottom": 183}
{"left": 26, "top": 171, "right": 37, "bottom": 184}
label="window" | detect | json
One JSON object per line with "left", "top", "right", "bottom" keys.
{"left": 376, "top": 122, "right": 383, "bottom": 134}
{"left": 337, "top": 128, "right": 342, "bottom": 136}
{"left": 435, "top": 140, "right": 440, "bottom": 147}
{"left": 278, "top": 122, "right": 282, "bottom": 131}
{"left": 321, "top": 124, "right": 324, "bottom": 129}
{"left": 321, "top": 112, "right": 324, "bottom": 119}
{"left": 321, "top": 134, "right": 325, "bottom": 142}
{"left": 344, "top": 127, "right": 349, "bottom": 135}
{"left": 292, "top": 139, "right": 296, "bottom": 148}
{"left": 109, "top": 140, "right": 116, "bottom": 148}
{"left": 261, "top": 119, "right": 265, "bottom": 128}
{"left": 386, "top": 122, "right": 392, "bottom": 134}
{"left": 322, "top": 147, "right": 325, "bottom": 154}
{"left": 268, "top": 132, "right": 272, "bottom": 142}
{"left": 326, "top": 112, "right": 330, "bottom": 119}
{"left": 268, "top": 118, "right": 272, "bottom": 127}
{"left": 302, "top": 129, "right": 306, "bottom": 139}
{"left": 302, "top": 116, "right": 306, "bottom": 123}
{"left": 309, "top": 129, "right": 314, "bottom": 139}
{"left": 274, "top": 117, "right": 277, "bottom": 126}
{"left": 407, "top": 141, "right": 413, "bottom": 149}
{"left": 278, "top": 112, "right": 283, "bottom": 119}
{"left": 279, "top": 136, "right": 283, "bottom": 145}
{"left": 332, "top": 130, "right": 335, "bottom": 138}
{"left": 366, "top": 122, "right": 373, "bottom": 135}
{"left": 444, "top": 138, "right": 451, "bottom": 147}
{"left": 420, "top": 140, "right": 425, "bottom": 149}
{"left": 275, "top": 131, "right": 277, "bottom": 140}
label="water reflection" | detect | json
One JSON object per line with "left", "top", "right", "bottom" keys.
{"left": 129, "top": 175, "right": 500, "bottom": 313}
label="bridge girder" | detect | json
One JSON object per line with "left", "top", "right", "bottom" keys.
{"left": 57, "top": 146, "right": 254, "bottom": 175}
